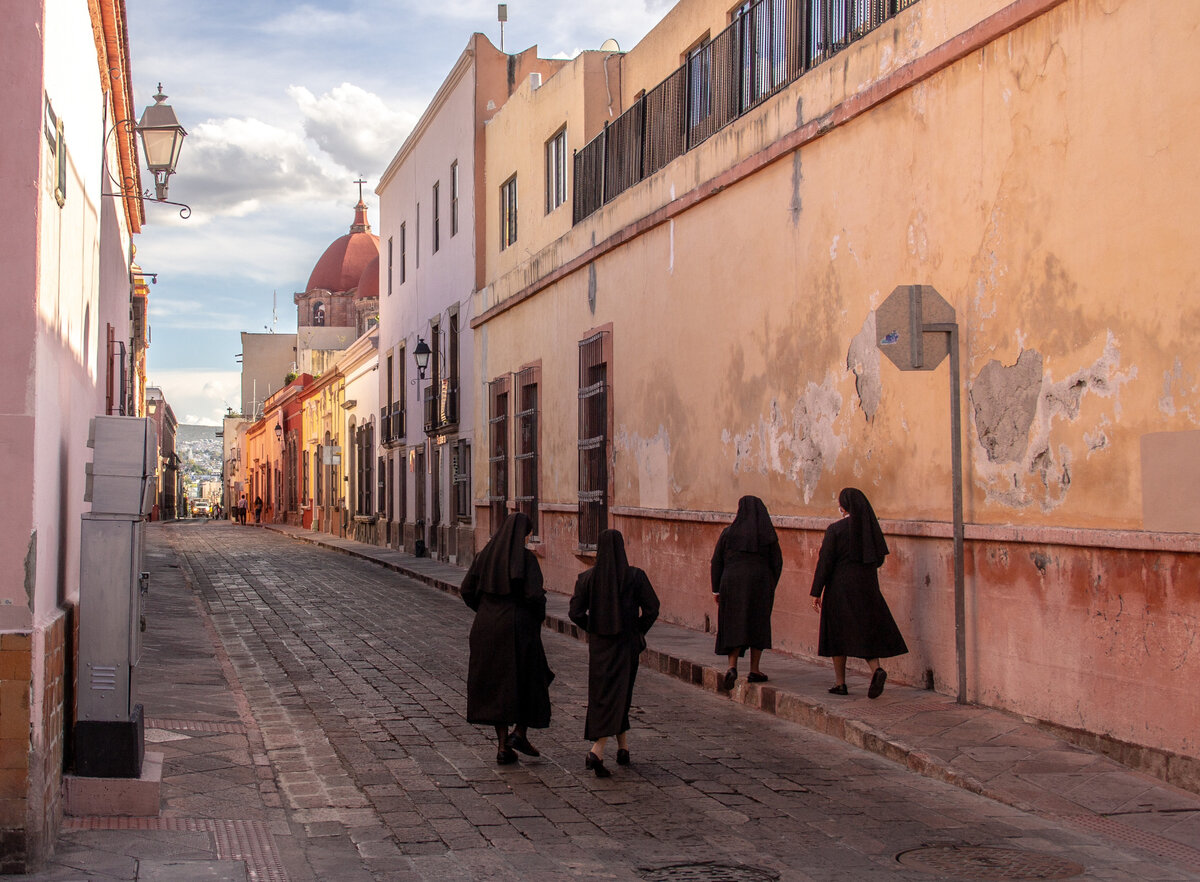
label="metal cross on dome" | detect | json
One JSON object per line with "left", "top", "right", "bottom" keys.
{"left": 354, "top": 178, "right": 367, "bottom": 201}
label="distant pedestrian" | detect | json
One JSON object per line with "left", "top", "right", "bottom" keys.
{"left": 461, "top": 512, "right": 554, "bottom": 765}
{"left": 253, "top": 496, "right": 263, "bottom": 525}
{"left": 237, "top": 494, "right": 248, "bottom": 525}
{"left": 569, "top": 529, "right": 659, "bottom": 778}
{"left": 810, "top": 487, "right": 908, "bottom": 698}
{"left": 712, "top": 495, "right": 783, "bottom": 690}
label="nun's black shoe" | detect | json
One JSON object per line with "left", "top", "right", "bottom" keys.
{"left": 585, "top": 752, "right": 612, "bottom": 778}
{"left": 747, "top": 672, "right": 768, "bottom": 683}
{"left": 722, "top": 667, "right": 738, "bottom": 690}
{"left": 616, "top": 749, "right": 630, "bottom": 766}
{"left": 508, "top": 731, "right": 540, "bottom": 756}
{"left": 868, "top": 667, "right": 887, "bottom": 699}
{"left": 828, "top": 684, "right": 848, "bottom": 695}
{"left": 496, "top": 748, "right": 518, "bottom": 765}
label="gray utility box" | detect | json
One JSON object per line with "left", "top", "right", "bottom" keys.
{"left": 76, "top": 416, "right": 157, "bottom": 778}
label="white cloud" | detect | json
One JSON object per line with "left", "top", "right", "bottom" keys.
{"left": 146, "top": 369, "right": 242, "bottom": 426}
{"left": 167, "top": 116, "right": 343, "bottom": 220}
{"left": 264, "top": 5, "right": 370, "bottom": 36}
{"left": 288, "top": 83, "right": 417, "bottom": 175}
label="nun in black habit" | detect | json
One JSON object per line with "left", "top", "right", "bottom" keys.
{"left": 461, "top": 512, "right": 555, "bottom": 764}
{"left": 810, "top": 487, "right": 908, "bottom": 698}
{"left": 569, "top": 530, "right": 660, "bottom": 778}
{"left": 711, "top": 496, "right": 784, "bottom": 690}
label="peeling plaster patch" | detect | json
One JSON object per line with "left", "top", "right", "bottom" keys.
{"left": 1030, "top": 551, "right": 1050, "bottom": 575}
{"left": 974, "top": 331, "right": 1135, "bottom": 511}
{"left": 971, "top": 207, "right": 1005, "bottom": 324}
{"left": 668, "top": 219, "right": 675, "bottom": 274}
{"left": 829, "top": 233, "right": 840, "bottom": 262}
{"left": 1084, "top": 416, "right": 1110, "bottom": 456}
{"left": 1159, "top": 357, "right": 1198, "bottom": 423}
{"left": 25, "top": 532, "right": 36, "bottom": 607}
{"left": 617, "top": 425, "right": 676, "bottom": 509}
{"left": 907, "top": 211, "right": 929, "bottom": 263}
{"left": 722, "top": 374, "right": 844, "bottom": 503}
{"left": 789, "top": 152, "right": 803, "bottom": 224}
{"left": 878, "top": 43, "right": 893, "bottom": 74}
{"left": 972, "top": 349, "right": 1043, "bottom": 462}
{"left": 847, "top": 313, "right": 882, "bottom": 422}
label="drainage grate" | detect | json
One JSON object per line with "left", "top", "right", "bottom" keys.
{"left": 637, "top": 862, "right": 780, "bottom": 881}
{"left": 63, "top": 817, "right": 286, "bottom": 882}
{"left": 146, "top": 717, "right": 246, "bottom": 734}
{"left": 897, "top": 846, "right": 1083, "bottom": 879}
{"left": 1064, "top": 814, "right": 1200, "bottom": 870}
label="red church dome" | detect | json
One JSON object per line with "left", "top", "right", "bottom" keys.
{"left": 306, "top": 199, "right": 380, "bottom": 293}
{"left": 356, "top": 254, "right": 380, "bottom": 300}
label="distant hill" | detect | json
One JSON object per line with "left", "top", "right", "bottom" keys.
{"left": 177, "top": 424, "right": 221, "bottom": 444}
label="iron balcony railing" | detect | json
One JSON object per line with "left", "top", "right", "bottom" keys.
{"left": 422, "top": 378, "right": 460, "bottom": 435}
{"left": 573, "top": 0, "right": 919, "bottom": 224}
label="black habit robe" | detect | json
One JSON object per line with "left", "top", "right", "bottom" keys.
{"left": 461, "top": 513, "right": 554, "bottom": 728}
{"left": 569, "top": 530, "right": 660, "bottom": 741}
{"left": 712, "top": 496, "right": 784, "bottom": 656}
{"left": 810, "top": 488, "right": 908, "bottom": 660}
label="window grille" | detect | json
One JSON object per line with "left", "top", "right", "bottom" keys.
{"left": 452, "top": 439, "right": 471, "bottom": 524}
{"left": 414, "top": 447, "right": 426, "bottom": 527}
{"left": 399, "top": 223, "right": 407, "bottom": 283}
{"left": 450, "top": 161, "right": 459, "bottom": 236}
{"left": 578, "top": 333, "right": 609, "bottom": 550}
{"left": 398, "top": 452, "right": 408, "bottom": 527}
{"left": 378, "top": 454, "right": 386, "bottom": 517}
{"left": 545, "top": 128, "right": 568, "bottom": 213}
{"left": 500, "top": 175, "right": 518, "bottom": 249}
{"left": 432, "top": 181, "right": 441, "bottom": 253}
{"left": 431, "top": 446, "right": 441, "bottom": 532}
{"left": 488, "top": 376, "right": 511, "bottom": 534}
{"left": 515, "top": 367, "right": 539, "bottom": 536}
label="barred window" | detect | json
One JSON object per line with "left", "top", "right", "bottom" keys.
{"left": 452, "top": 439, "right": 471, "bottom": 524}
{"left": 499, "top": 175, "right": 517, "bottom": 250}
{"left": 515, "top": 367, "right": 540, "bottom": 536}
{"left": 488, "top": 376, "right": 511, "bottom": 535}
{"left": 578, "top": 332, "right": 610, "bottom": 550}
{"left": 545, "top": 128, "right": 567, "bottom": 213}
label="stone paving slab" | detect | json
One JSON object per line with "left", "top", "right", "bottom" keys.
{"left": 263, "top": 521, "right": 1200, "bottom": 859}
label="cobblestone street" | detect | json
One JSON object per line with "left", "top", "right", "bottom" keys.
{"left": 19, "top": 521, "right": 1200, "bottom": 881}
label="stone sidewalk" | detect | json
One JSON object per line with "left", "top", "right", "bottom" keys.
{"left": 263, "top": 521, "right": 1200, "bottom": 871}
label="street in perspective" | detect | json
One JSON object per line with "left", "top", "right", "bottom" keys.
{"left": 14, "top": 521, "right": 1200, "bottom": 881}
{"left": 6, "top": 0, "right": 1200, "bottom": 879}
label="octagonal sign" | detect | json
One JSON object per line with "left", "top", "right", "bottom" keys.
{"left": 876, "top": 284, "right": 956, "bottom": 371}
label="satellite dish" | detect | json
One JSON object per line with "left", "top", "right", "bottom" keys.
{"left": 600, "top": 38, "right": 620, "bottom": 52}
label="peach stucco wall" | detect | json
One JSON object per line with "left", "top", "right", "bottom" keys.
{"left": 474, "top": 0, "right": 1200, "bottom": 762}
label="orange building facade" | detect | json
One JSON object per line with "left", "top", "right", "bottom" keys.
{"left": 472, "top": 0, "right": 1200, "bottom": 787}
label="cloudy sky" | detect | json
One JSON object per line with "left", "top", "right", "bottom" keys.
{"left": 127, "top": 0, "right": 668, "bottom": 424}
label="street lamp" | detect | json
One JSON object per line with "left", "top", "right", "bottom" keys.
{"left": 105, "top": 83, "right": 190, "bottom": 217}
{"left": 413, "top": 337, "right": 431, "bottom": 380}
{"left": 274, "top": 423, "right": 283, "bottom": 442}
{"left": 137, "top": 85, "right": 187, "bottom": 201}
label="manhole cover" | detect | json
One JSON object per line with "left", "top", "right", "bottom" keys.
{"left": 638, "top": 862, "right": 780, "bottom": 882}
{"left": 897, "top": 845, "right": 1085, "bottom": 879}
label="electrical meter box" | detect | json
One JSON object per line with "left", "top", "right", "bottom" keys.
{"left": 75, "top": 415, "right": 157, "bottom": 778}
{"left": 84, "top": 415, "right": 157, "bottom": 516}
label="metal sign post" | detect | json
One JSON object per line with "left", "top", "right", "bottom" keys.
{"left": 876, "top": 285, "right": 967, "bottom": 704}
